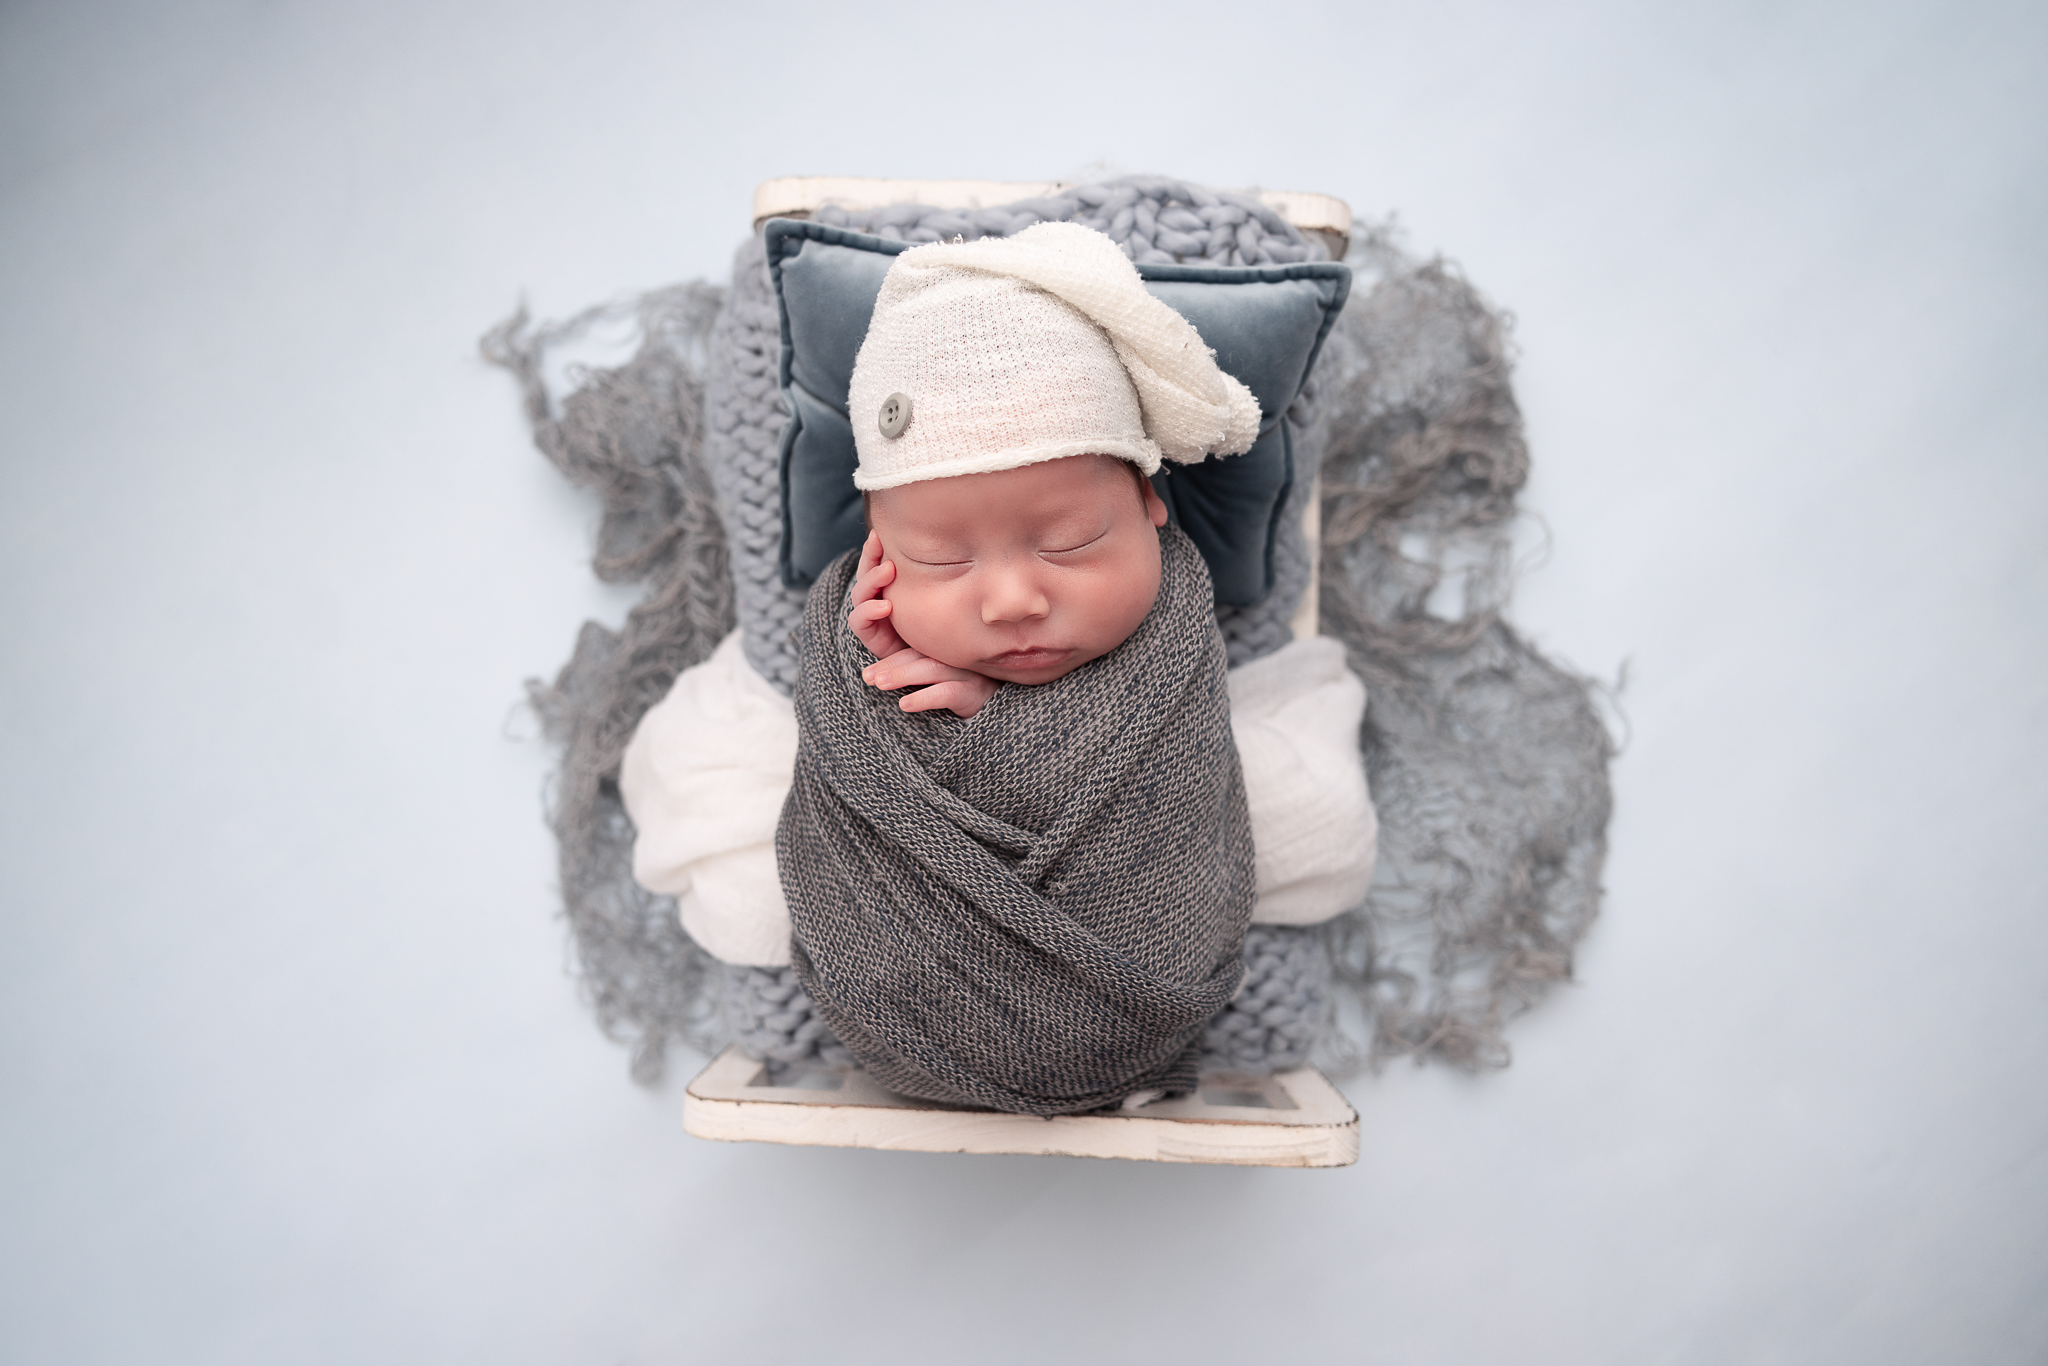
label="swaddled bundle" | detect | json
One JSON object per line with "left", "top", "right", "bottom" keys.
{"left": 778, "top": 523, "right": 1254, "bottom": 1115}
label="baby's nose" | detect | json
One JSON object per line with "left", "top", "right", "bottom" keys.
{"left": 980, "top": 567, "right": 1050, "bottom": 624}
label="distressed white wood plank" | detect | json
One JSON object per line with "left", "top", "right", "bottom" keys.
{"left": 683, "top": 1048, "right": 1359, "bottom": 1168}
{"left": 751, "top": 176, "right": 1352, "bottom": 257}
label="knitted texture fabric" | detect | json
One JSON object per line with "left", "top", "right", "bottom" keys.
{"left": 848, "top": 222, "right": 1261, "bottom": 488}
{"left": 486, "top": 175, "right": 1612, "bottom": 1084}
{"left": 780, "top": 526, "right": 1253, "bottom": 1115}
{"left": 1200, "top": 924, "right": 1336, "bottom": 1073}
{"left": 722, "top": 966, "right": 854, "bottom": 1077}
{"left": 726, "top": 922, "right": 1332, "bottom": 1078}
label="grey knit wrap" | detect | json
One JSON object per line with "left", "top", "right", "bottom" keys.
{"left": 781, "top": 527, "right": 1253, "bottom": 1114}
{"left": 483, "top": 175, "right": 1612, "bottom": 1086}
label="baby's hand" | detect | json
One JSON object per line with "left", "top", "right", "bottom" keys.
{"left": 862, "top": 646, "right": 1000, "bottom": 719}
{"left": 846, "top": 531, "right": 908, "bottom": 661}
{"left": 847, "top": 531, "right": 997, "bottom": 718}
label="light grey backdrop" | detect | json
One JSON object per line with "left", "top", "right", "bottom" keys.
{"left": 3, "top": 1, "right": 2043, "bottom": 1362}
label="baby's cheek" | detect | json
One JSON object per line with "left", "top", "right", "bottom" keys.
{"left": 881, "top": 581, "right": 953, "bottom": 664}
{"left": 1114, "top": 586, "right": 1158, "bottom": 643}
{"left": 1106, "top": 551, "right": 1162, "bottom": 632}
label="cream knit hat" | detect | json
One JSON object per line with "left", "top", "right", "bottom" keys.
{"left": 847, "top": 222, "right": 1263, "bottom": 491}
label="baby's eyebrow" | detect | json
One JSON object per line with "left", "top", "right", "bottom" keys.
{"left": 1040, "top": 505, "right": 1115, "bottom": 536}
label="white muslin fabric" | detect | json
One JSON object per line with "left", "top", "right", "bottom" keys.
{"left": 848, "top": 221, "right": 1263, "bottom": 490}
{"left": 620, "top": 631, "right": 1377, "bottom": 966}
{"left": 1224, "top": 634, "right": 1378, "bottom": 924}
{"left": 618, "top": 631, "right": 799, "bottom": 967}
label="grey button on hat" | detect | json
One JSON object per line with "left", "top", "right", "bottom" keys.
{"left": 877, "top": 392, "right": 912, "bottom": 439}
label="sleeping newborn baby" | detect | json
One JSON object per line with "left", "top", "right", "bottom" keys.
{"left": 621, "top": 222, "right": 1379, "bottom": 1115}
{"left": 776, "top": 223, "right": 1262, "bottom": 1115}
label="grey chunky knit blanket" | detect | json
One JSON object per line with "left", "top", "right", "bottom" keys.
{"left": 483, "top": 175, "right": 1613, "bottom": 1087}
{"left": 780, "top": 527, "right": 1253, "bottom": 1115}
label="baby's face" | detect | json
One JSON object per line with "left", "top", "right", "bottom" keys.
{"left": 868, "top": 454, "right": 1170, "bottom": 686}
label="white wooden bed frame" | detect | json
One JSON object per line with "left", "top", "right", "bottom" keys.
{"left": 686, "top": 1047, "right": 1359, "bottom": 1168}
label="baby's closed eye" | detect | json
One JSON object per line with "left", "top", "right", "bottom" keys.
{"left": 1042, "top": 538, "right": 1099, "bottom": 556}
{"left": 1040, "top": 524, "right": 1111, "bottom": 556}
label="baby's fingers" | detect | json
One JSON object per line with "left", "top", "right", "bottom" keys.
{"left": 898, "top": 675, "right": 999, "bottom": 719}
{"left": 850, "top": 534, "right": 896, "bottom": 601}
{"left": 847, "top": 598, "right": 902, "bottom": 658}
{"left": 863, "top": 649, "right": 998, "bottom": 719}
{"left": 861, "top": 647, "right": 954, "bottom": 691}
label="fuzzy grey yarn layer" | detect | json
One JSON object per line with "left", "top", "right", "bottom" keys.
{"left": 480, "top": 285, "right": 734, "bottom": 1082}
{"left": 1313, "top": 228, "right": 1614, "bottom": 1065}
{"left": 487, "top": 176, "right": 1611, "bottom": 1085}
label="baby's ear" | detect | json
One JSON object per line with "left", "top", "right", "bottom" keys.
{"left": 1141, "top": 475, "right": 1169, "bottom": 529}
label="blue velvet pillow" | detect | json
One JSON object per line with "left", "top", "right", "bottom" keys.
{"left": 765, "top": 218, "right": 1350, "bottom": 607}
